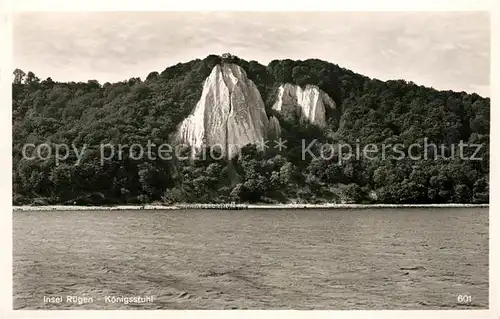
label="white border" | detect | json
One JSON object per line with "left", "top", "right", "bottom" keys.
{"left": 0, "top": 2, "right": 14, "bottom": 318}
{"left": 1, "top": 0, "right": 498, "bottom": 318}
{"left": 1, "top": 0, "right": 497, "bottom": 11}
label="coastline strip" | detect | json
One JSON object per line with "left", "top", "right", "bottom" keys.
{"left": 12, "top": 203, "right": 489, "bottom": 211}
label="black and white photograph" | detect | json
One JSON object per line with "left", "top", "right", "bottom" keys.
{"left": 3, "top": 1, "right": 497, "bottom": 317}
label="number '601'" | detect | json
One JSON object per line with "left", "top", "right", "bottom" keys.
{"left": 457, "top": 295, "right": 472, "bottom": 303}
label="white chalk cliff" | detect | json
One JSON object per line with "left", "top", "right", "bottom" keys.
{"left": 268, "top": 115, "right": 281, "bottom": 139}
{"left": 177, "top": 64, "right": 269, "bottom": 158}
{"left": 272, "top": 83, "right": 335, "bottom": 127}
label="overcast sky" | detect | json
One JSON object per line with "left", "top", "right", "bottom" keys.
{"left": 13, "top": 11, "right": 490, "bottom": 97}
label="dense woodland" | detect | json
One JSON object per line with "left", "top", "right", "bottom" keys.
{"left": 12, "top": 55, "right": 490, "bottom": 205}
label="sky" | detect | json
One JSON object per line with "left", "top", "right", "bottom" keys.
{"left": 13, "top": 11, "right": 490, "bottom": 97}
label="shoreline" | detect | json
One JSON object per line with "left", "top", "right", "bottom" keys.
{"left": 13, "top": 203, "right": 489, "bottom": 211}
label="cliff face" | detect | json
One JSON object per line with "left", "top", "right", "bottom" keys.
{"left": 272, "top": 83, "right": 336, "bottom": 127}
{"left": 268, "top": 115, "right": 281, "bottom": 139}
{"left": 176, "top": 64, "right": 269, "bottom": 158}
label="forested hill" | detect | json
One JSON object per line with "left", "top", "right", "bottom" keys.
{"left": 12, "top": 54, "right": 490, "bottom": 205}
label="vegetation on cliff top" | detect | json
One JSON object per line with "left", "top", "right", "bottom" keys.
{"left": 12, "top": 55, "right": 489, "bottom": 205}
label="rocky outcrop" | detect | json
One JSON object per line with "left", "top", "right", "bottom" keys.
{"left": 268, "top": 115, "right": 281, "bottom": 139}
{"left": 176, "top": 64, "right": 269, "bottom": 158}
{"left": 272, "top": 83, "right": 335, "bottom": 127}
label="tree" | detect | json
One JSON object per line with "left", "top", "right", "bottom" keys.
{"left": 146, "top": 71, "right": 159, "bottom": 81}
{"left": 24, "top": 71, "right": 40, "bottom": 85}
{"left": 472, "top": 178, "right": 489, "bottom": 203}
{"left": 454, "top": 184, "right": 471, "bottom": 203}
{"left": 13, "top": 68, "right": 25, "bottom": 84}
{"left": 338, "top": 183, "right": 364, "bottom": 203}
